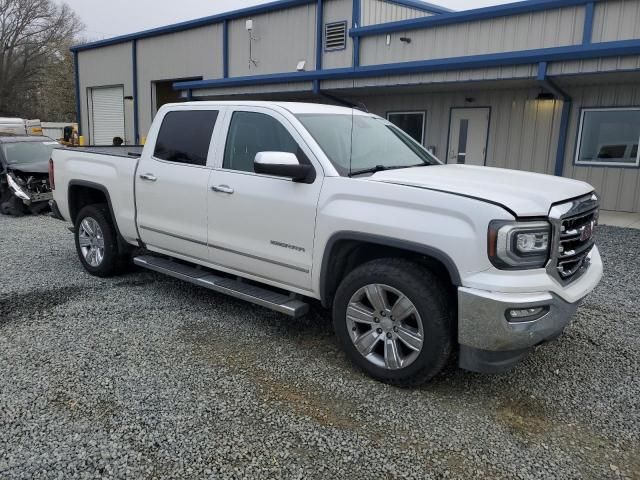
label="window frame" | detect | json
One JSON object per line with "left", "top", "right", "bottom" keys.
{"left": 386, "top": 110, "right": 426, "bottom": 145}
{"left": 574, "top": 107, "right": 640, "bottom": 168}
{"left": 151, "top": 108, "right": 220, "bottom": 169}
{"left": 217, "top": 107, "right": 317, "bottom": 182}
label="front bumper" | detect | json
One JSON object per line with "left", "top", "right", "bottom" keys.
{"left": 458, "top": 248, "right": 602, "bottom": 373}
{"left": 6, "top": 174, "right": 52, "bottom": 206}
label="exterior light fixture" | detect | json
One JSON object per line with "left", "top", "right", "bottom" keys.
{"left": 536, "top": 92, "right": 555, "bottom": 101}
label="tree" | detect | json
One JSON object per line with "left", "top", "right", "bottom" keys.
{"left": 0, "top": 0, "right": 83, "bottom": 120}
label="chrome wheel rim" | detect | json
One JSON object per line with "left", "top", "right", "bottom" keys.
{"left": 346, "top": 284, "right": 424, "bottom": 370}
{"left": 78, "top": 217, "right": 105, "bottom": 267}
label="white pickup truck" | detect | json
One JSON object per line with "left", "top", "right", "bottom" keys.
{"left": 50, "top": 101, "right": 602, "bottom": 386}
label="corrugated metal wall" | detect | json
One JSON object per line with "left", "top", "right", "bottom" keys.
{"left": 322, "top": 0, "right": 354, "bottom": 69}
{"left": 562, "top": 82, "right": 640, "bottom": 212}
{"left": 360, "top": 6, "right": 585, "bottom": 66}
{"left": 355, "top": 87, "right": 561, "bottom": 174}
{"left": 137, "top": 25, "right": 223, "bottom": 136}
{"left": 332, "top": 64, "right": 538, "bottom": 90}
{"left": 360, "top": 0, "right": 433, "bottom": 26}
{"left": 548, "top": 56, "right": 640, "bottom": 75}
{"left": 193, "top": 82, "right": 314, "bottom": 98}
{"left": 228, "top": 3, "right": 317, "bottom": 77}
{"left": 77, "top": 43, "right": 134, "bottom": 144}
{"left": 592, "top": 0, "right": 640, "bottom": 42}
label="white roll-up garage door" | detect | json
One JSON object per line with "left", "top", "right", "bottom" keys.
{"left": 90, "top": 86, "right": 125, "bottom": 145}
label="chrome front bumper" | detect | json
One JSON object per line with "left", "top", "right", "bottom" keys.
{"left": 458, "top": 289, "right": 578, "bottom": 352}
{"left": 457, "top": 249, "right": 602, "bottom": 373}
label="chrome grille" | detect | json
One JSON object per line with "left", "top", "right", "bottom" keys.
{"left": 548, "top": 194, "right": 599, "bottom": 283}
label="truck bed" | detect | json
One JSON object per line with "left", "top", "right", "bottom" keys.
{"left": 55, "top": 145, "right": 143, "bottom": 158}
{"left": 51, "top": 145, "right": 143, "bottom": 243}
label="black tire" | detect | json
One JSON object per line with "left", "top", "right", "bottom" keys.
{"left": 74, "top": 204, "right": 127, "bottom": 277}
{"left": 332, "top": 258, "right": 453, "bottom": 387}
{"left": 1, "top": 195, "right": 26, "bottom": 216}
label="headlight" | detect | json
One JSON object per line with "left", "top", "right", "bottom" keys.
{"left": 6, "top": 174, "right": 31, "bottom": 201}
{"left": 488, "top": 220, "right": 551, "bottom": 269}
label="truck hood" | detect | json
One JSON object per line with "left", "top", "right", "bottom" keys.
{"left": 369, "top": 164, "right": 593, "bottom": 217}
{"left": 6, "top": 160, "right": 49, "bottom": 174}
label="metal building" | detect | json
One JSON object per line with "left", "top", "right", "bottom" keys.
{"left": 71, "top": 0, "right": 640, "bottom": 212}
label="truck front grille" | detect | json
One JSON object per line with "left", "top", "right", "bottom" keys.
{"left": 548, "top": 194, "right": 599, "bottom": 283}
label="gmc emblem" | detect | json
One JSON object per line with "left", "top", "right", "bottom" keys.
{"left": 580, "top": 222, "right": 595, "bottom": 242}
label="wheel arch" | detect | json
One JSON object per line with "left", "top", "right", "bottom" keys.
{"left": 319, "top": 231, "right": 461, "bottom": 308}
{"left": 68, "top": 180, "right": 130, "bottom": 251}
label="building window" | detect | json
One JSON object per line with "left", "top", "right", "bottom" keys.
{"left": 576, "top": 108, "right": 640, "bottom": 167}
{"left": 387, "top": 111, "right": 426, "bottom": 145}
{"left": 325, "top": 21, "right": 347, "bottom": 51}
{"left": 154, "top": 110, "right": 218, "bottom": 166}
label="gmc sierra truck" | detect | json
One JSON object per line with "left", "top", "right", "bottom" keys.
{"left": 50, "top": 102, "right": 602, "bottom": 386}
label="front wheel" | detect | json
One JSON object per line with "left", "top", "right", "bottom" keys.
{"left": 333, "top": 258, "right": 453, "bottom": 387}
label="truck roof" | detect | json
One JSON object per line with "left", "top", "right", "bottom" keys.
{"left": 164, "top": 101, "right": 372, "bottom": 116}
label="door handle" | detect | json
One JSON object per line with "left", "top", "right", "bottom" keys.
{"left": 211, "top": 185, "right": 234, "bottom": 194}
{"left": 139, "top": 173, "right": 157, "bottom": 182}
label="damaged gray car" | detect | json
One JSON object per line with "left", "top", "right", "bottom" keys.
{"left": 0, "top": 135, "right": 58, "bottom": 216}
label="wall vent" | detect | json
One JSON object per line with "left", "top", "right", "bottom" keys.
{"left": 325, "top": 21, "right": 347, "bottom": 51}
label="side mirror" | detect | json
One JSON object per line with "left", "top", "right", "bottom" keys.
{"left": 254, "top": 152, "right": 315, "bottom": 183}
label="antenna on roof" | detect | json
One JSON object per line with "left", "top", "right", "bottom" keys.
{"left": 314, "top": 91, "right": 367, "bottom": 112}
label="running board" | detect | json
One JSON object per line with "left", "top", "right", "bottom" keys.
{"left": 133, "top": 255, "right": 309, "bottom": 318}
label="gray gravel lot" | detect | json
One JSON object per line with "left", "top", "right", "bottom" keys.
{"left": 0, "top": 214, "right": 638, "bottom": 479}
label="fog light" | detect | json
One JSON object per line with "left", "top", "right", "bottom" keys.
{"left": 506, "top": 306, "right": 549, "bottom": 322}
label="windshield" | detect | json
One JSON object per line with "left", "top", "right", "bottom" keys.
{"left": 296, "top": 113, "right": 441, "bottom": 176}
{"left": 1, "top": 141, "right": 58, "bottom": 165}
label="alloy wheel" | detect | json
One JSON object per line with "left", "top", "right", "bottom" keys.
{"left": 346, "top": 284, "right": 424, "bottom": 370}
{"left": 78, "top": 217, "right": 105, "bottom": 267}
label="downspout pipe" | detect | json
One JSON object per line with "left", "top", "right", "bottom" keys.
{"left": 537, "top": 62, "right": 572, "bottom": 177}
{"left": 313, "top": 0, "right": 323, "bottom": 94}
{"left": 73, "top": 50, "right": 81, "bottom": 136}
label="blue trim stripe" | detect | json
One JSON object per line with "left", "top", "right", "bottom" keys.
{"left": 73, "top": 51, "right": 81, "bottom": 135}
{"left": 174, "top": 39, "right": 640, "bottom": 90}
{"left": 316, "top": 0, "right": 323, "bottom": 67}
{"left": 384, "top": 0, "right": 454, "bottom": 14}
{"left": 582, "top": 1, "right": 595, "bottom": 44}
{"left": 70, "top": 0, "right": 316, "bottom": 52}
{"left": 353, "top": 0, "right": 361, "bottom": 67}
{"left": 132, "top": 40, "right": 139, "bottom": 144}
{"left": 537, "top": 61, "right": 572, "bottom": 176}
{"left": 554, "top": 100, "right": 572, "bottom": 176}
{"left": 350, "top": 0, "right": 594, "bottom": 38}
{"left": 314, "top": 0, "right": 323, "bottom": 94}
{"left": 223, "top": 19, "right": 229, "bottom": 78}
{"left": 536, "top": 60, "right": 548, "bottom": 81}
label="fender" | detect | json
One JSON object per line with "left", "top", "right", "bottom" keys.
{"left": 320, "top": 231, "right": 462, "bottom": 306}
{"left": 67, "top": 179, "right": 134, "bottom": 250}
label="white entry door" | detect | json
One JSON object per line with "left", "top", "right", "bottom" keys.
{"left": 447, "top": 108, "right": 490, "bottom": 166}
{"left": 90, "top": 86, "right": 125, "bottom": 145}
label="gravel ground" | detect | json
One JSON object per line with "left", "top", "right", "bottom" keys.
{"left": 0, "top": 214, "right": 638, "bottom": 480}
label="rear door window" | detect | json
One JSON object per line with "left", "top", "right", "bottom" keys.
{"left": 154, "top": 110, "right": 218, "bottom": 166}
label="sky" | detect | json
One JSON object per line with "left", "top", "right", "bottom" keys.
{"left": 57, "top": 0, "right": 512, "bottom": 41}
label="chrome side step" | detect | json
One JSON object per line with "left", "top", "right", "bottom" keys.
{"left": 133, "top": 255, "right": 309, "bottom": 318}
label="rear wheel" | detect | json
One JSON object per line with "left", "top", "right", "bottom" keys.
{"left": 75, "top": 204, "right": 127, "bottom": 277}
{"left": 333, "top": 258, "right": 452, "bottom": 387}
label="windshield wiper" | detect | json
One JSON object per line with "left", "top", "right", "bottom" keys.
{"left": 348, "top": 164, "right": 426, "bottom": 177}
